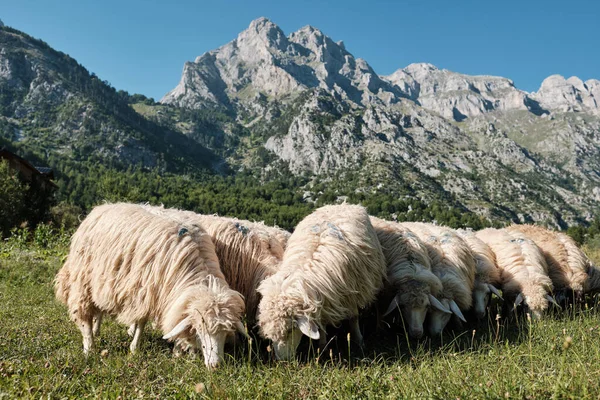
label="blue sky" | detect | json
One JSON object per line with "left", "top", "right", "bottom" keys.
{"left": 3, "top": 0, "right": 599, "bottom": 100}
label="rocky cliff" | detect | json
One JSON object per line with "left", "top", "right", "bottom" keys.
{"left": 160, "top": 18, "right": 600, "bottom": 227}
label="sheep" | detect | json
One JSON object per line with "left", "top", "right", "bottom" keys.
{"left": 257, "top": 204, "right": 387, "bottom": 360}
{"left": 403, "top": 223, "right": 475, "bottom": 335}
{"left": 456, "top": 229, "right": 503, "bottom": 319}
{"left": 140, "top": 206, "right": 289, "bottom": 324}
{"left": 369, "top": 216, "right": 447, "bottom": 339}
{"left": 555, "top": 232, "right": 594, "bottom": 300}
{"left": 507, "top": 224, "right": 587, "bottom": 305}
{"left": 475, "top": 228, "right": 554, "bottom": 319}
{"left": 54, "top": 203, "right": 246, "bottom": 368}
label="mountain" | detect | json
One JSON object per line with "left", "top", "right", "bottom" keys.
{"left": 0, "top": 24, "right": 216, "bottom": 172}
{"left": 1, "top": 18, "right": 598, "bottom": 229}
{"left": 160, "top": 17, "right": 600, "bottom": 227}
{"left": 161, "top": 17, "right": 405, "bottom": 110}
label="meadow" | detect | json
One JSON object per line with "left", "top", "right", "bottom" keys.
{"left": 2, "top": 228, "right": 600, "bottom": 399}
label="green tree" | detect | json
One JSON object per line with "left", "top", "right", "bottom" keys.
{"left": 0, "top": 160, "right": 27, "bottom": 236}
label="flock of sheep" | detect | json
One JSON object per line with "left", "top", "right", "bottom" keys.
{"left": 54, "top": 203, "right": 600, "bottom": 368}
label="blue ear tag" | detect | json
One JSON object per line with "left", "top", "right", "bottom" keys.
{"left": 234, "top": 222, "right": 249, "bottom": 236}
{"left": 326, "top": 222, "right": 344, "bottom": 241}
{"left": 178, "top": 228, "right": 188, "bottom": 237}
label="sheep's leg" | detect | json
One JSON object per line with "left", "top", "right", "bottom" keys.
{"left": 129, "top": 319, "right": 146, "bottom": 354}
{"left": 127, "top": 323, "right": 136, "bottom": 337}
{"left": 92, "top": 313, "right": 103, "bottom": 337}
{"left": 349, "top": 317, "right": 364, "bottom": 348}
{"left": 80, "top": 317, "right": 94, "bottom": 355}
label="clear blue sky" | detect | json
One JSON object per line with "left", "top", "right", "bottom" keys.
{"left": 3, "top": 0, "right": 599, "bottom": 100}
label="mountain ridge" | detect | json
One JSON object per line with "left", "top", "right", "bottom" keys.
{"left": 159, "top": 17, "right": 600, "bottom": 227}
{"left": 1, "top": 17, "right": 599, "bottom": 228}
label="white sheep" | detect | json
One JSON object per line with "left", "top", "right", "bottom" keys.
{"left": 404, "top": 223, "right": 475, "bottom": 335}
{"left": 456, "top": 229, "right": 503, "bottom": 319}
{"left": 257, "top": 204, "right": 387, "bottom": 360}
{"left": 476, "top": 228, "right": 554, "bottom": 319}
{"left": 370, "top": 216, "right": 447, "bottom": 339}
{"left": 508, "top": 224, "right": 587, "bottom": 304}
{"left": 54, "top": 203, "right": 246, "bottom": 368}
{"left": 555, "top": 232, "right": 599, "bottom": 299}
{"left": 141, "top": 206, "right": 289, "bottom": 324}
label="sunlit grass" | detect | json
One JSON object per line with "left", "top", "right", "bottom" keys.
{"left": 2, "top": 242, "right": 600, "bottom": 398}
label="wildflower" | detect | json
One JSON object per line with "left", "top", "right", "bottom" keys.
{"left": 195, "top": 383, "right": 205, "bottom": 393}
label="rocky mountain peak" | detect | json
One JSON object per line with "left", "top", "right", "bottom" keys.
{"left": 385, "top": 63, "right": 530, "bottom": 120}
{"left": 0, "top": 19, "right": 4, "bottom": 28}
{"left": 533, "top": 74, "right": 598, "bottom": 113}
{"left": 238, "top": 17, "right": 289, "bottom": 52}
{"left": 162, "top": 18, "right": 404, "bottom": 109}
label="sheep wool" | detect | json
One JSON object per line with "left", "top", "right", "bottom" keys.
{"left": 555, "top": 232, "right": 592, "bottom": 295}
{"left": 370, "top": 216, "right": 443, "bottom": 338}
{"left": 457, "top": 228, "right": 502, "bottom": 318}
{"left": 403, "top": 222, "right": 475, "bottom": 311}
{"left": 476, "top": 228, "right": 553, "bottom": 318}
{"left": 54, "top": 203, "right": 245, "bottom": 368}
{"left": 257, "top": 204, "right": 386, "bottom": 360}
{"left": 142, "top": 205, "right": 289, "bottom": 324}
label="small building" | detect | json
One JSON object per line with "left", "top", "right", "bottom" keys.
{"left": 0, "top": 148, "right": 57, "bottom": 190}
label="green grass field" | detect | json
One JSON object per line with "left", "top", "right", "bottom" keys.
{"left": 2, "top": 238, "right": 600, "bottom": 399}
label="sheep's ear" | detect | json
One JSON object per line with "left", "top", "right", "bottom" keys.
{"left": 546, "top": 295, "right": 561, "bottom": 309}
{"left": 428, "top": 294, "right": 451, "bottom": 313}
{"left": 236, "top": 320, "right": 251, "bottom": 339}
{"left": 449, "top": 300, "right": 467, "bottom": 323}
{"left": 383, "top": 294, "right": 402, "bottom": 316}
{"left": 296, "top": 316, "right": 320, "bottom": 340}
{"left": 513, "top": 293, "right": 524, "bottom": 311}
{"left": 488, "top": 284, "right": 504, "bottom": 300}
{"left": 163, "top": 317, "right": 191, "bottom": 340}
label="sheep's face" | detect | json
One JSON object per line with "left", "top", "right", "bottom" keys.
{"left": 427, "top": 298, "right": 452, "bottom": 336}
{"left": 273, "top": 326, "right": 303, "bottom": 361}
{"left": 271, "top": 315, "right": 320, "bottom": 361}
{"left": 473, "top": 284, "right": 491, "bottom": 320}
{"left": 401, "top": 304, "right": 427, "bottom": 339}
{"left": 396, "top": 292, "right": 429, "bottom": 339}
{"left": 196, "top": 330, "right": 228, "bottom": 369}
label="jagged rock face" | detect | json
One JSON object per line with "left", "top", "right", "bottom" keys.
{"left": 159, "top": 17, "right": 600, "bottom": 225}
{"left": 0, "top": 27, "right": 215, "bottom": 171}
{"left": 531, "top": 75, "right": 599, "bottom": 114}
{"left": 384, "top": 63, "right": 533, "bottom": 120}
{"left": 262, "top": 91, "right": 598, "bottom": 226}
{"left": 161, "top": 17, "right": 404, "bottom": 109}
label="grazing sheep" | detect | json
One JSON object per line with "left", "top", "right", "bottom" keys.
{"left": 555, "top": 232, "right": 594, "bottom": 299}
{"left": 475, "top": 228, "right": 554, "bottom": 319}
{"left": 404, "top": 223, "right": 475, "bottom": 335}
{"left": 456, "top": 229, "right": 503, "bottom": 319}
{"left": 507, "top": 224, "right": 587, "bottom": 304}
{"left": 257, "top": 204, "right": 387, "bottom": 360}
{"left": 141, "top": 206, "right": 289, "bottom": 324}
{"left": 370, "top": 216, "right": 447, "bottom": 339}
{"left": 54, "top": 203, "right": 246, "bottom": 368}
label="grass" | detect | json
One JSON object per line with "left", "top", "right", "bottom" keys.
{"left": 2, "top": 239, "right": 600, "bottom": 398}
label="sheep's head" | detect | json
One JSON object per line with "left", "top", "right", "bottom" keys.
{"left": 163, "top": 276, "right": 246, "bottom": 368}
{"left": 427, "top": 275, "right": 469, "bottom": 336}
{"left": 512, "top": 288, "right": 556, "bottom": 321}
{"left": 384, "top": 281, "right": 449, "bottom": 339}
{"left": 426, "top": 297, "right": 454, "bottom": 336}
{"left": 472, "top": 282, "right": 503, "bottom": 320}
{"left": 257, "top": 275, "right": 320, "bottom": 361}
